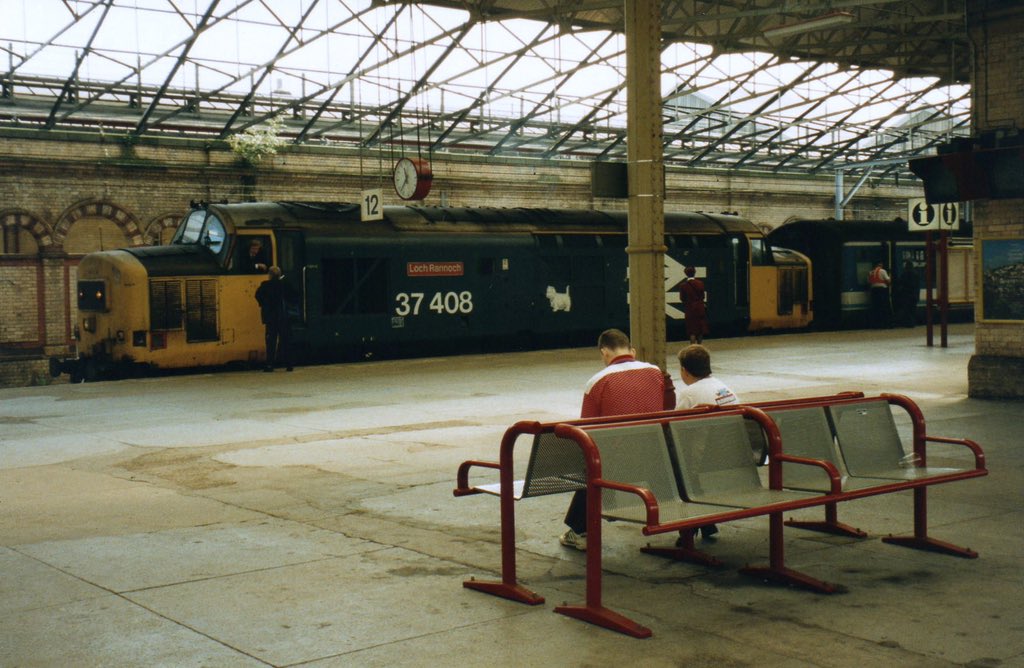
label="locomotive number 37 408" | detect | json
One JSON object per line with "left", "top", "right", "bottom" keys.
{"left": 394, "top": 291, "right": 474, "bottom": 316}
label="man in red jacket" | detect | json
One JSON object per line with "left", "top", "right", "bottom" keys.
{"left": 560, "top": 328, "right": 675, "bottom": 551}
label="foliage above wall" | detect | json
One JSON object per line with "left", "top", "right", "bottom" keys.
{"left": 227, "top": 118, "right": 287, "bottom": 164}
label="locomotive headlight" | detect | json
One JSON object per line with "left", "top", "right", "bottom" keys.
{"left": 82, "top": 316, "right": 96, "bottom": 333}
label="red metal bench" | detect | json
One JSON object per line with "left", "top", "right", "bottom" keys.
{"left": 454, "top": 393, "right": 987, "bottom": 638}
{"left": 456, "top": 405, "right": 844, "bottom": 637}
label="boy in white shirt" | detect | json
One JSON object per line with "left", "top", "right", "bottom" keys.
{"left": 676, "top": 344, "right": 740, "bottom": 409}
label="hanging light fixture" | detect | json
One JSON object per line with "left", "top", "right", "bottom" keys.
{"left": 763, "top": 11, "right": 856, "bottom": 39}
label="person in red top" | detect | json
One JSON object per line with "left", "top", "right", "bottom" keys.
{"left": 560, "top": 328, "right": 675, "bottom": 551}
{"left": 867, "top": 260, "right": 892, "bottom": 328}
{"left": 679, "top": 266, "right": 709, "bottom": 344}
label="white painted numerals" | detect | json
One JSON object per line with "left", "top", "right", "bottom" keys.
{"left": 395, "top": 291, "right": 473, "bottom": 316}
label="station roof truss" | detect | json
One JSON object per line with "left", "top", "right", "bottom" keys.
{"left": 0, "top": 1, "right": 971, "bottom": 180}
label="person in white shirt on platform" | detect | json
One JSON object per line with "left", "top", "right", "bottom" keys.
{"left": 675, "top": 343, "right": 740, "bottom": 541}
{"left": 676, "top": 344, "right": 740, "bottom": 410}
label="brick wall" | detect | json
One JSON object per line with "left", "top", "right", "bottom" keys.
{"left": 0, "top": 261, "right": 41, "bottom": 344}
{"left": 967, "top": 2, "right": 1024, "bottom": 398}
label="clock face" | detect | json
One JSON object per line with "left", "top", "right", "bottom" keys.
{"left": 393, "top": 157, "right": 432, "bottom": 200}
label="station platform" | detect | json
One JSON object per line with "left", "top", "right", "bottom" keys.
{"left": 1, "top": 323, "right": 1021, "bottom": 667}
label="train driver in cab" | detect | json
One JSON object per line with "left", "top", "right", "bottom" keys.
{"left": 241, "top": 237, "right": 271, "bottom": 273}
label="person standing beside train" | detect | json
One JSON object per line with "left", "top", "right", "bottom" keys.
{"left": 255, "top": 266, "right": 293, "bottom": 372}
{"left": 894, "top": 260, "right": 920, "bottom": 327}
{"left": 559, "top": 328, "right": 676, "bottom": 551}
{"left": 679, "top": 266, "right": 710, "bottom": 344}
{"left": 868, "top": 260, "right": 892, "bottom": 328}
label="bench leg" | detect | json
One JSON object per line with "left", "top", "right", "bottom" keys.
{"left": 552, "top": 484, "right": 651, "bottom": 638}
{"left": 640, "top": 530, "right": 724, "bottom": 567}
{"left": 554, "top": 604, "right": 652, "bottom": 639}
{"left": 462, "top": 471, "right": 545, "bottom": 606}
{"left": 881, "top": 535, "right": 979, "bottom": 558}
{"left": 881, "top": 488, "right": 978, "bottom": 558}
{"left": 785, "top": 502, "right": 868, "bottom": 538}
{"left": 739, "top": 512, "right": 839, "bottom": 594}
{"left": 463, "top": 579, "right": 545, "bottom": 605}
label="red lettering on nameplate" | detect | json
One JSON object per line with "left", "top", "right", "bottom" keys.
{"left": 406, "top": 261, "right": 464, "bottom": 277}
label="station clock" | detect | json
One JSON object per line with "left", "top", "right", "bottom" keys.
{"left": 392, "top": 157, "right": 433, "bottom": 200}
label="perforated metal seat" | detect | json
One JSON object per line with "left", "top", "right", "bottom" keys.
{"left": 668, "top": 414, "right": 818, "bottom": 509}
{"left": 474, "top": 431, "right": 586, "bottom": 499}
{"left": 829, "top": 400, "right": 963, "bottom": 481}
{"left": 582, "top": 422, "right": 724, "bottom": 524}
{"left": 768, "top": 406, "right": 890, "bottom": 493}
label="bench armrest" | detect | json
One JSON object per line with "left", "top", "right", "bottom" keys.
{"left": 773, "top": 453, "right": 843, "bottom": 493}
{"left": 593, "top": 479, "right": 660, "bottom": 526}
{"left": 924, "top": 435, "right": 987, "bottom": 469}
{"left": 454, "top": 459, "right": 501, "bottom": 497}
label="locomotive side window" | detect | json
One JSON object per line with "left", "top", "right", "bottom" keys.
{"left": 321, "top": 257, "right": 389, "bottom": 315}
{"left": 150, "top": 280, "right": 183, "bottom": 330}
{"left": 235, "top": 234, "right": 272, "bottom": 273}
{"left": 750, "top": 239, "right": 771, "bottom": 266}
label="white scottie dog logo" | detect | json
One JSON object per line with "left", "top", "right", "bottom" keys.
{"left": 546, "top": 285, "right": 571, "bottom": 312}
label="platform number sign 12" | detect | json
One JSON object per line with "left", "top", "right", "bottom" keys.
{"left": 361, "top": 188, "right": 384, "bottom": 222}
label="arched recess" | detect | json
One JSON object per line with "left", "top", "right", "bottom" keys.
{"left": 0, "top": 209, "right": 53, "bottom": 255}
{"left": 143, "top": 213, "right": 183, "bottom": 245}
{"left": 53, "top": 199, "right": 144, "bottom": 254}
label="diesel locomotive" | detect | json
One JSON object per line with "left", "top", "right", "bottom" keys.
{"left": 52, "top": 202, "right": 813, "bottom": 381}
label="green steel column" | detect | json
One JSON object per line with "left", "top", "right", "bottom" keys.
{"left": 624, "top": 0, "right": 666, "bottom": 370}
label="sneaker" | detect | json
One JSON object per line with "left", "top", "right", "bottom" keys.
{"left": 559, "top": 529, "right": 587, "bottom": 551}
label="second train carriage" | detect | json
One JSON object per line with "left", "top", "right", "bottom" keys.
{"left": 766, "top": 218, "right": 974, "bottom": 329}
{"left": 55, "top": 202, "right": 812, "bottom": 380}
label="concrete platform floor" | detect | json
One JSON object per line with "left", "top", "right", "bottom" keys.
{"left": 1, "top": 323, "right": 1021, "bottom": 667}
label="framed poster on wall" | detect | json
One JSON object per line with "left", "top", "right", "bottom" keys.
{"left": 980, "top": 238, "right": 1024, "bottom": 322}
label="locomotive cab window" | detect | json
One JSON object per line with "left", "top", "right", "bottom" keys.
{"left": 173, "top": 210, "right": 207, "bottom": 245}
{"left": 750, "top": 238, "right": 771, "bottom": 266}
{"left": 201, "top": 218, "right": 226, "bottom": 254}
{"left": 172, "top": 210, "right": 228, "bottom": 260}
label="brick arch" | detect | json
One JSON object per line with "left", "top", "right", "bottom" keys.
{"left": 0, "top": 209, "right": 54, "bottom": 251}
{"left": 143, "top": 213, "right": 183, "bottom": 245}
{"left": 53, "top": 199, "right": 144, "bottom": 249}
